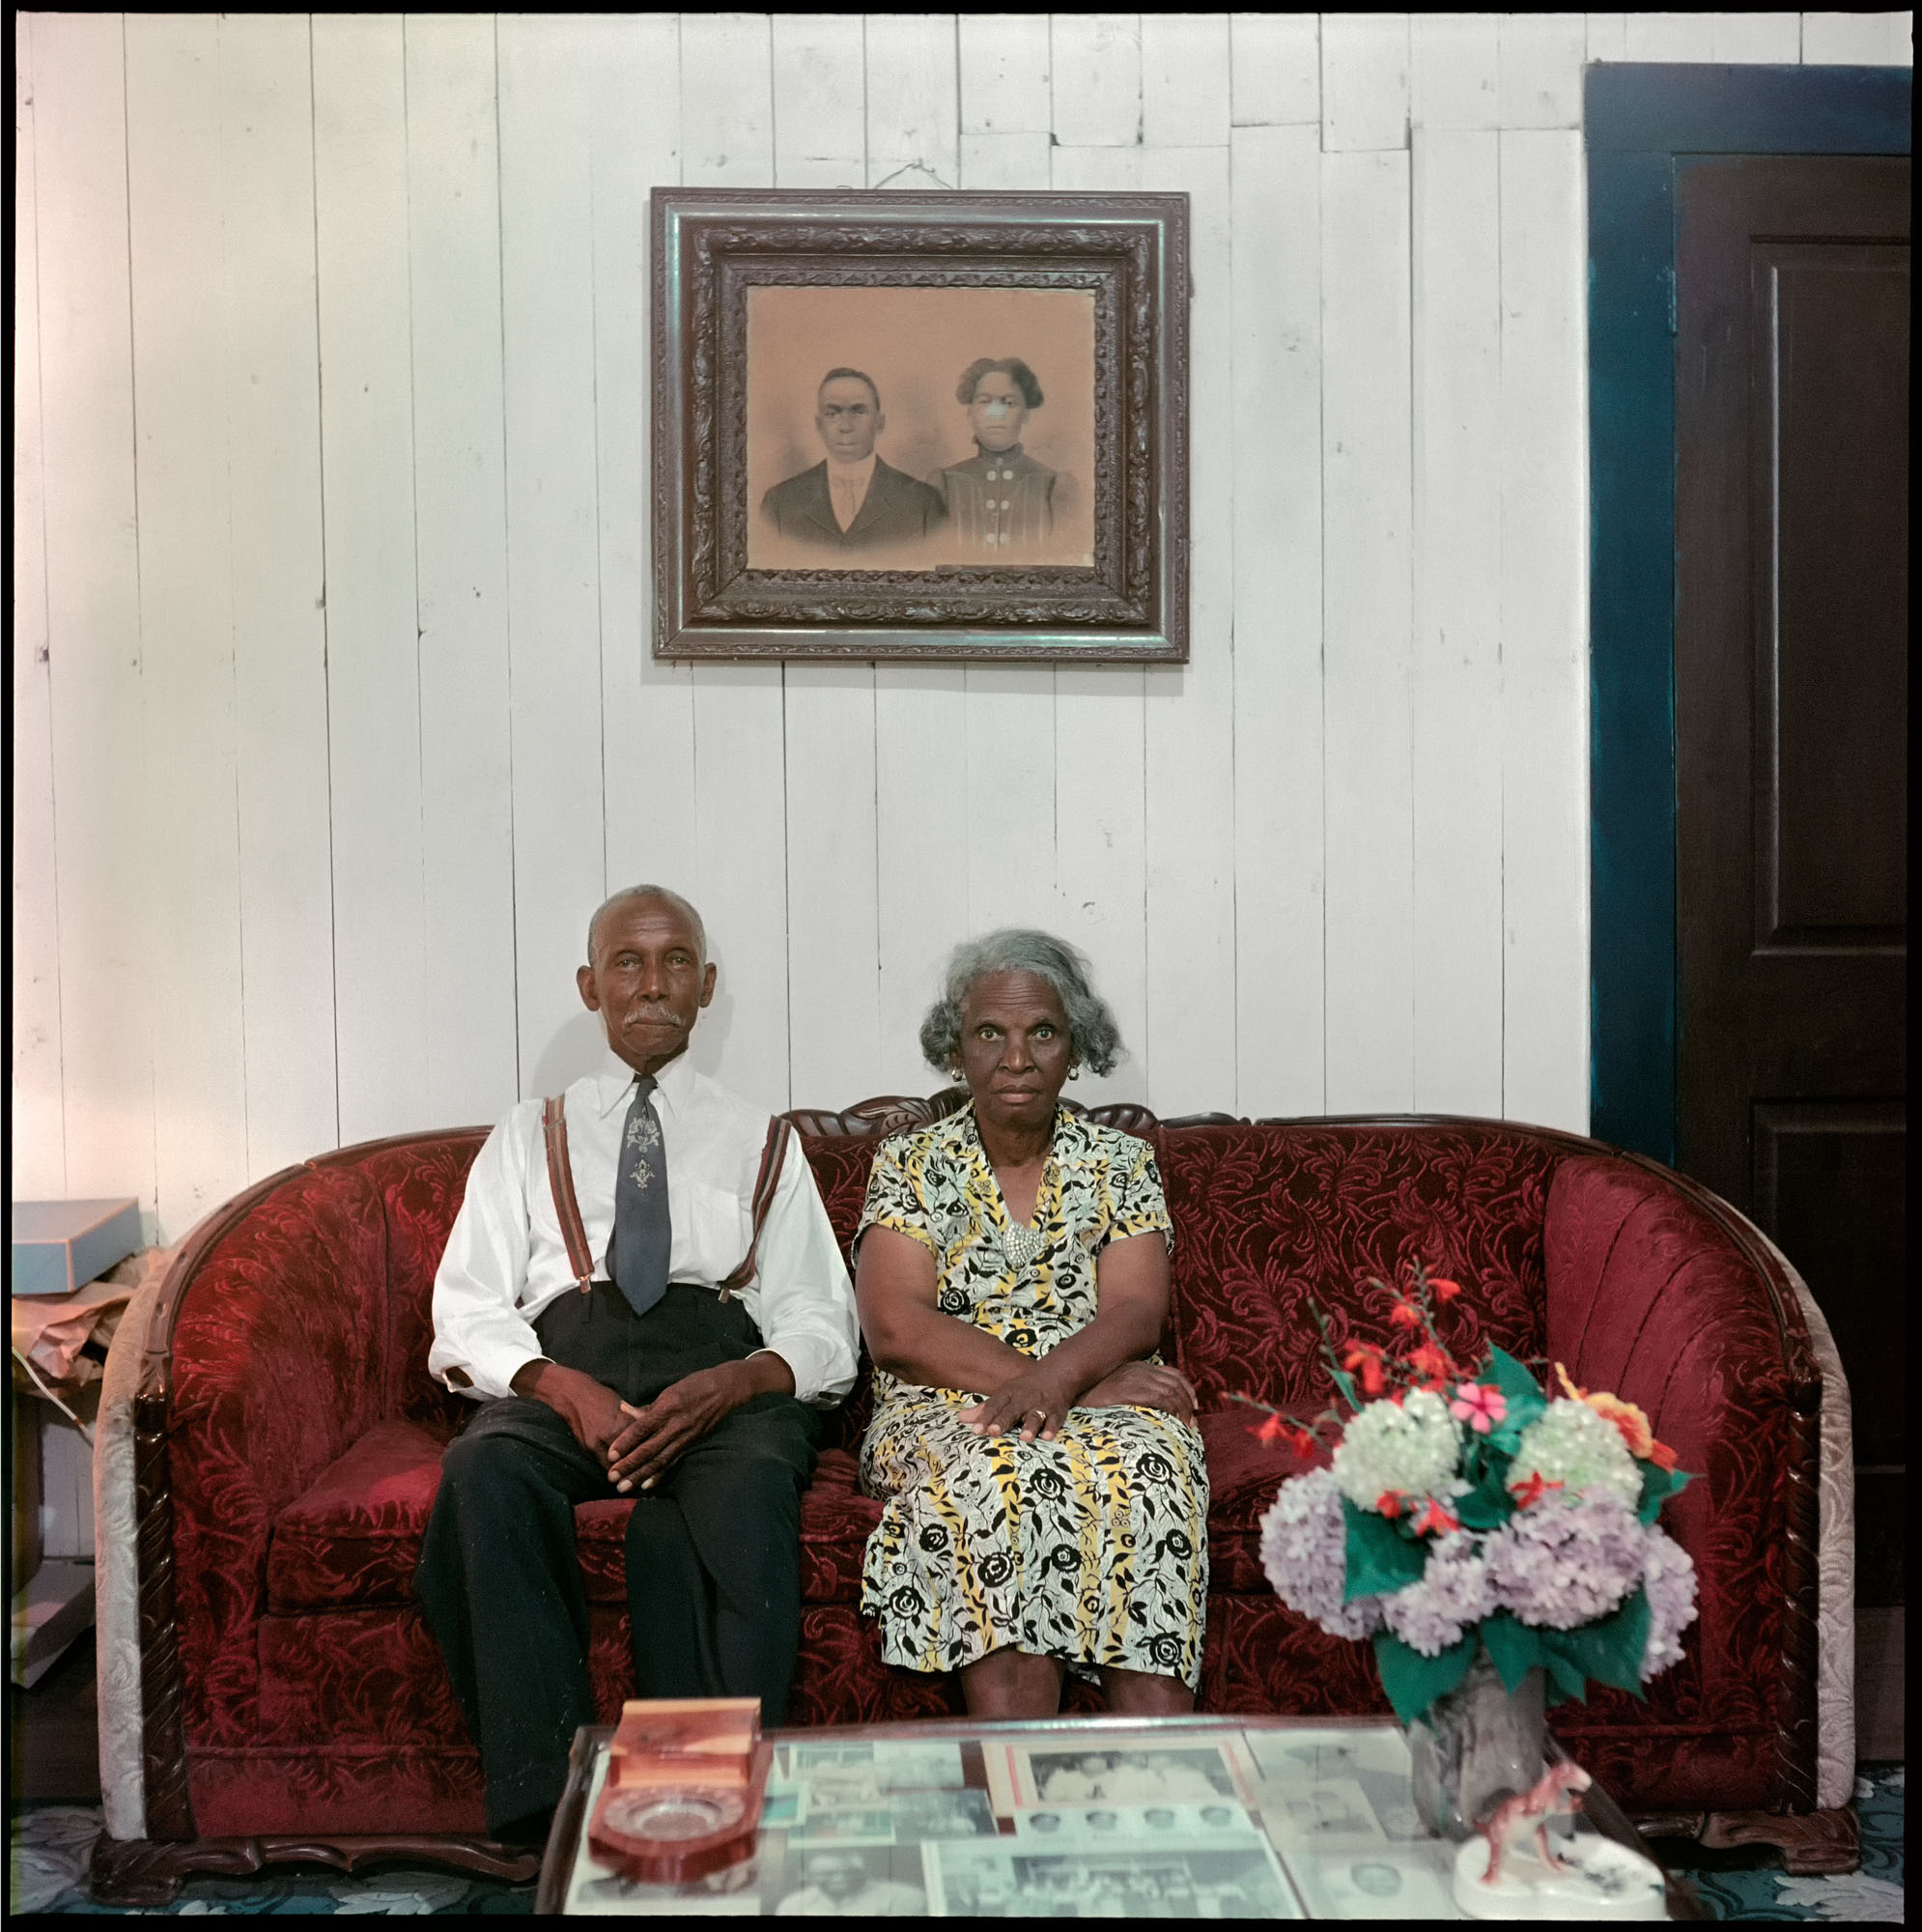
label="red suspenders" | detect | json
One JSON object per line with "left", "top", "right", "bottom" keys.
{"left": 542, "top": 1095, "right": 596, "bottom": 1293}
{"left": 719, "top": 1117, "right": 796, "bottom": 1298}
{"left": 541, "top": 1095, "right": 794, "bottom": 1303}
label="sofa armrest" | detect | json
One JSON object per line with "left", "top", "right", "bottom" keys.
{"left": 1544, "top": 1153, "right": 1830, "bottom": 1810}
{"left": 127, "top": 1159, "right": 399, "bottom": 1833}
{"left": 95, "top": 1258, "right": 172, "bottom": 1841}
{"left": 1742, "top": 1225, "right": 1857, "bottom": 1813}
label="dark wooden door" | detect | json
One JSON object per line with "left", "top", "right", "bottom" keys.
{"left": 1675, "top": 156, "right": 1908, "bottom": 1605}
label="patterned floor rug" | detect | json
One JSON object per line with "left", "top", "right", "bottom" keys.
{"left": 11, "top": 1763, "right": 1903, "bottom": 1918}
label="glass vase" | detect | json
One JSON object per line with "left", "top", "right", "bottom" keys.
{"left": 1406, "top": 1649, "right": 1546, "bottom": 1840}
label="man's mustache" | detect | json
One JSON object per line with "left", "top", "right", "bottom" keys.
{"left": 622, "top": 1005, "right": 685, "bottom": 1029}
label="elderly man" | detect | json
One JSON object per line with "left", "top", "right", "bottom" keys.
{"left": 760, "top": 367, "right": 946, "bottom": 550}
{"left": 414, "top": 886, "right": 858, "bottom": 1845}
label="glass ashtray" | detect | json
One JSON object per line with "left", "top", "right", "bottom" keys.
{"left": 601, "top": 1787, "right": 748, "bottom": 1841}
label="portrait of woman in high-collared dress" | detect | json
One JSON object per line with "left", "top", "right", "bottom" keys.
{"left": 930, "top": 357, "right": 1084, "bottom": 558}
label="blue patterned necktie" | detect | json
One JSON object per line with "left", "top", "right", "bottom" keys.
{"left": 608, "top": 1075, "right": 671, "bottom": 1317}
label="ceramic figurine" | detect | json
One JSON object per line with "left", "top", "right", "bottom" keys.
{"left": 1452, "top": 1761, "right": 1667, "bottom": 1920}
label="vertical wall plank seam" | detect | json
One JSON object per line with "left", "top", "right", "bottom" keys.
{"left": 951, "top": 14, "right": 963, "bottom": 176}
{"left": 1494, "top": 124, "right": 1509, "bottom": 1122}
{"left": 118, "top": 12, "right": 162, "bottom": 1211}
{"left": 1227, "top": 131, "right": 1240, "bottom": 1118}
{"left": 23, "top": 18, "right": 71, "bottom": 1190}
{"left": 768, "top": 14, "right": 781, "bottom": 188}
{"left": 870, "top": 667, "right": 883, "bottom": 1096}
{"left": 402, "top": 17, "right": 433, "bottom": 1125}
{"left": 491, "top": 14, "right": 523, "bottom": 1097}
{"left": 773, "top": 15, "right": 796, "bottom": 1111}
{"left": 1046, "top": 14, "right": 1055, "bottom": 159}
{"left": 1315, "top": 141, "right": 1330, "bottom": 1111}
{"left": 303, "top": 14, "right": 345, "bottom": 1145}
{"left": 22, "top": 14, "right": 71, "bottom": 1185}
{"left": 586, "top": 70, "right": 608, "bottom": 909}
{"left": 217, "top": 18, "right": 256, "bottom": 1176}
{"left": 1404, "top": 110, "right": 1419, "bottom": 1106}
{"left": 677, "top": 10, "right": 696, "bottom": 976}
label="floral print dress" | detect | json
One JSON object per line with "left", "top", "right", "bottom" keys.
{"left": 857, "top": 1106, "right": 1210, "bottom": 1688}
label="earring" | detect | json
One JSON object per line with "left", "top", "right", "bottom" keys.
{"left": 1068, "top": 1063, "right": 1083, "bottom": 1081}
{"left": 947, "top": 1066, "right": 964, "bottom": 1084}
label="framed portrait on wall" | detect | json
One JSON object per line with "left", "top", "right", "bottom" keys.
{"left": 651, "top": 188, "right": 1190, "bottom": 662}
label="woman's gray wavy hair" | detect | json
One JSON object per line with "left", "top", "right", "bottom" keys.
{"left": 919, "top": 929, "right": 1125, "bottom": 1078}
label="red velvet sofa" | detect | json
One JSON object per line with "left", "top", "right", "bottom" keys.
{"left": 90, "top": 1098, "right": 1851, "bottom": 1900}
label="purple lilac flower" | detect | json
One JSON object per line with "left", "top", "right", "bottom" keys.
{"left": 1639, "top": 1524, "right": 1699, "bottom": 1680}
{"left": 1258, "top": 1466, "right": 1384, "bottom": 1639}
{"left": 1484, "top": 1492, "right": 1648, "bottom": 1630}
{"left": 1380, "top": 1530, "right": 1497, "bottom": 1657}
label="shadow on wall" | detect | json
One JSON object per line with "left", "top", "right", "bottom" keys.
{"left": 523, "top": 975, "right": 738, "bottom": 1099}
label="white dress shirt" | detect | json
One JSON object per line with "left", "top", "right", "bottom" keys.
{"left": 429, "top": 1049, "right": 859, "bottom": 1406}
{"left": 827, "top": 451, "right": 877, "bottom": 530}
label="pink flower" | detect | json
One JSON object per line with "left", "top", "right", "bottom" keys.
{"left": 1449, "top": 1381, "right": 1508, "bottom": 1435}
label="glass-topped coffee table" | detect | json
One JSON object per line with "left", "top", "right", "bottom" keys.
{"left": 536, "top": 1714, "right": 1697, "bottom": 1917}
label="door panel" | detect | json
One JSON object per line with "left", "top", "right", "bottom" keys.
{"left": 1762, "top": 244, "right": 1909, "bottom": 943}
{"left": 1675, "top": 156, "right": 1908, "bottom": 1605}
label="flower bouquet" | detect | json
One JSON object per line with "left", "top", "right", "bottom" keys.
{"left": 1242, "top": 1266, "right": 1698, "bottom": 1833}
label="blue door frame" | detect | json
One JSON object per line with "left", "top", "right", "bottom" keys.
{"left": 1585, "top": 61, "right": 1910, "bottom": 1164}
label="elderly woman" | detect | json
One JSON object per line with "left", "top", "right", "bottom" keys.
{"left": 931, "top": 357, "right": 1080, "bottom": 553}
{"left": 855, "top": 930, "right": 1207, "bottom": 1718}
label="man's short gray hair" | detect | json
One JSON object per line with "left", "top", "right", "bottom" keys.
{"left": 585, "top": 885, "right": 707, "bottom": 965}
{"left": 919, "top": 929, "right": 1125, "bottom": 1077}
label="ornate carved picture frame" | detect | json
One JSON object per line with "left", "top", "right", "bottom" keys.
{"left": 652, "top": 189, "right": 1189, "bottom": 662}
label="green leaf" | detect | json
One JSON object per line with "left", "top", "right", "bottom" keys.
{"left": 1478, "top": 1349, "right": 1546, "bottom": 1447}
{"left": 1481, "top": 1612, "right": 1544, "bottom": 1693}
{"left": 1537, "top": 1634, "right": 1591, "bottom": 1704}
{"left": 1484, "top": 1346, "right": 1546, "bottom": 1408}
{"left": 1343, "top": 1498, "right": 1428, "bottom": 1602}
{"left": 1484, "top": 1408, "right": 1540, "bottom": 1457}
{"left": 1559, "top": 1588, "right": 1652, "bottom": 1697}
{"left": 1372, "top": 1630, "right": 1478, "bottom": 1725}
{"left": 1637, "top": 1462, "right": 1693, "bottom": 1525}
{"left": 1455, "top": 1472, "right": 1515, "bottom": 1532}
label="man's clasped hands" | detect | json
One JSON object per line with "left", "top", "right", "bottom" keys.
{"left": 510, "top": 1353, "right": 796, "bottom": 1493}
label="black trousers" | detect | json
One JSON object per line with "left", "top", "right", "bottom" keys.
{"left": 413, "top": 1283, "right": 822, "bottom": 1832}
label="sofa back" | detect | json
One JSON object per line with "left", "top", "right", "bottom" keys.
{"left": 1154, "top": 1120, "right": 1554, "bottom": 1409}
{"left": 173, "top": 1111, "right": 1568, "bottom": 1463}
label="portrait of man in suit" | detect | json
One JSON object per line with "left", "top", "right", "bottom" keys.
{"left": 759, "top": 368, "right": 947, "bottom": 552}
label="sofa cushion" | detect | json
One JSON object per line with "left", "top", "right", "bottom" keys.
{"left": 273, "top": 1427, "right": 885, "bottom": 1616}
{"left": 268, "top": 1418, "right": 451, "bottom": 1611}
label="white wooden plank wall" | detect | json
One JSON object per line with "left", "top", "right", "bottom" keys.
{"left": 14, "top": 18, "right": 65, "bottom": 1198}
{"left": 12, "top": 13, "right": 1912, "bottom": 1239}
{"left": 408, "top": 15, "right": 518, "bottom": 1130}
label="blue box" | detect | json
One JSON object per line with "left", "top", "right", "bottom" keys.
{"left": 11, "top": 1199, "right": 143, "bottom": 1296}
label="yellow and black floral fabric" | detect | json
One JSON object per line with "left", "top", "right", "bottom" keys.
{"left": 855, "top": 1105, "right": 1209, "bottom": 1688}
